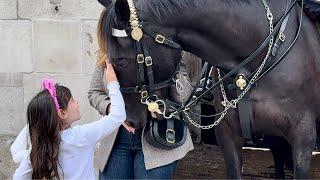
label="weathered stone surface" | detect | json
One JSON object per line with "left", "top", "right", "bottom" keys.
{"left": 0, "top": 73, "right": 23, "bottom": 87}
{"left": 0, "top": 87, "right": 24, "bottom": 134}
{"left": 18, "top": 0, "right": 103, "bottom": 19}
{"left": 0, "top": 1, "right": 107, "bottom": 179}
{"left": 0, "top": 135, "right": 17, "bottom": 180}
{"left": 0, "top": 0, "right": 17, "bottom": 19}
{"left": 82, "top": 20, "right": 99, "bottom": 75}
{"left": 0, "top": 20, "right": 32, "bottom": 73}
{"left": 23, "top": 73, "right": 102, "bottom": 125}
{"left": 33, "top": 20, "right": 81, "bottom": 73}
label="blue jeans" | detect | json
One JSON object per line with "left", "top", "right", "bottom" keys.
{"left": 99, "top": 126, "right": 178, "bottom": 179}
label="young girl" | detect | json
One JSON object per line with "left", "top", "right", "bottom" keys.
{"left": 12, "top": 61, "right": 126, "bottom": 180}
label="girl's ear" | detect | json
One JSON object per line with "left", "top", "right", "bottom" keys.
{"left": 57, "top": 109, "right": 67, "bottom": 120}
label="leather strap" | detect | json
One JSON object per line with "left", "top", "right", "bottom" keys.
{"left": 120, "top": 78, "right": 175, "bottom": 94}
{"left": 183, "top": 0, "right": 298, "bottom": 111}
{"left": 237, "top": 89, "right": 254, "bottom": 145}
{"left": 248, "top": 0, "right": 292, "bottom": 81}
{"left": 231, "top": 0, "right": 292, "bottom": 145}
{"left": 142, "top": 41, "right": 155, "bottom": 93}
{"left": 272, "top": 0, "right": 292, "bottom": 56}
{"left": 185, "top": 62, "right": 209, "bottom": 105}
{"left": 136, "top": 41, "right": 145, "bottom": 84}
{"left": 141, "top": 26, "right": 182, "bottom": 49}
{"left": 202, "top": 64, "right": 212, "bottom": 92}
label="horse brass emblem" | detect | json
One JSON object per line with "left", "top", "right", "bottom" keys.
{"left": 131, "top": 27, "right": 143, "bottom": 41}
{"left": 236, "top": 75, "right": 247, "bottom": 90}
{"left": 127, "top": 0, "right": 143, "bottom": 41}
{"left": 148, "top": 102, "right": 159, "bottom": 113}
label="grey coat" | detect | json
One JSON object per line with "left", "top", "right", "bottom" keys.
{"left": 88, "top": 63, "right": 194, "bottom": 171}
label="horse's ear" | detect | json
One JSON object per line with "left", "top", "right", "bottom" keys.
{"left": 97, "top": 0, "right": 113, "bottom": 8}
{"left": 115, "top": 0, "right": 130, "bottom": 23}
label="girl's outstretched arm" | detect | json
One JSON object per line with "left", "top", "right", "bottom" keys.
{"left": 70, "top": 62, "right": 126, "bottom": 146}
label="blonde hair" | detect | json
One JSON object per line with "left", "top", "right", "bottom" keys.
{"left": 97, "top": 9, "right": 108, "bottom": 67}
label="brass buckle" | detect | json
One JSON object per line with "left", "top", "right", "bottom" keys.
{"left": 166, "top": 129, "right": 176, "bottom": 144}
{"left": 145, "top": 56, "right": 153, "bottom": 66}
{"left": 137, "top": 54, "right": 144, "bottom": 63}
{"left": 279, "top": 32, "right": 285, "bottom": 42}
{"left": 155, "top": 34, "right": 165, "bottom": 44}
{"left": 141, "top": 91, "right": 148, "bottom": 99}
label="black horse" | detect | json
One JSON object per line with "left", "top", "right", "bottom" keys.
{"left": 98, "top": 0, "right": 320, "bottom": 178}
{"left": 210, "top": 68, "right": 294, "bottom": 179}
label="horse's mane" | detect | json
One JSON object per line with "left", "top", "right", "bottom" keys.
{"left": 102, "top": 6, "right": 121, "bottom": 62}
{"left": 140, "top": 0, "right": 250, "bottom": 21}
{"left": 140, "top": 0, "right": 202, "bottom": 21}
{"left": 102, "top": 0, "right": 252, "bottom": 61}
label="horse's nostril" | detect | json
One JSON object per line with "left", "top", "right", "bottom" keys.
{"left": 125, "top": 120, "right": 135, "bottom": 127}
{"left": 125, "top": 119, "right": 146, "bottom": 129}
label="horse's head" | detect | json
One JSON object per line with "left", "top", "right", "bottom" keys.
{"left": 97, "top": 0, "right": 183, "bottom": 128}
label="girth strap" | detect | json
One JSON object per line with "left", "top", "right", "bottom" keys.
{"left": 237, "top": 89, "right": 254, "bottom": 145}
{"left": 236, "top": 0, "right": 291, "bottom": 145}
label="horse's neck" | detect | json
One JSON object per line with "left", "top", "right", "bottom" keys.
{"left": 173, "top": 0, "right": 288, "bottom": 71}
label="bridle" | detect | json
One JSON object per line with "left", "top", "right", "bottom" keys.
{"left": 112, "top": 0, "right": 184, "bottom": 118}
{"left": 111, "top": 0, "right": 303, "bottom": 127}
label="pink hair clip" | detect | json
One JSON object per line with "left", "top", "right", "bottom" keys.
{"left": 42, "top": 78, "right": 60, "bottom": 110}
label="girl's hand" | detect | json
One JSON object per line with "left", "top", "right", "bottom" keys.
{"left": 105, "top": 59, "right": 118, "bottom": 82}
{"left": 122, "top": 122, "right": 135, "bottom": 134}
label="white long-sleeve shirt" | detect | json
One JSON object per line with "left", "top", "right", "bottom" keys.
{"left": 12, "top": 81, "right": 126, "bottom": 180}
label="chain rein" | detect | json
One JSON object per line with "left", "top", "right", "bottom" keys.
{"left": 176, "top": 0, "right": 274, "bottom": 129}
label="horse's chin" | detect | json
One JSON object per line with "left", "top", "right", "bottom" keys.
{"left": 125, "top": 119, "right": 145, "bottom": 129}
{"left": 125, "top": 115, "right": 147, "bottom": 129}
{"left": 123, "top": 95, "right": 148, "bottom": 129}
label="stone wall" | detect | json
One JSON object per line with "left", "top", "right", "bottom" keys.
{"left": 0, "top": 0, "right": 103, "bottom": 134}
{"left": 0, "top": 0, "right": 103, "bottom": 178}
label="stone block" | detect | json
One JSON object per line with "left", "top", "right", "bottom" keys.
{"left": 0, "top": 135, "right": 17, "bottom": 179}
{"left": 0, "top": 20, "right": 32, "bottom": 73}
{"left": 82, "top": 20, "right": 99, "bottom": 74}
{"left": 0, "top": 0, "right": 17, "bottom": 19}
{"left": 18, "top": 0, "right": 103, "bottom": 19}
{"left": 33, "top": 20, "right": 81, "bottom": 73}
{"left": 0, "top": 87, "right": 25, "bottom": 134}
{"left": 0, "top": 73, "right": 23, "bottom": 87}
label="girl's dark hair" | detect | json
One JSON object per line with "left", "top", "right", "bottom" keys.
{"left": 27, "top": 85, "right": 72, "bottom": 179}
